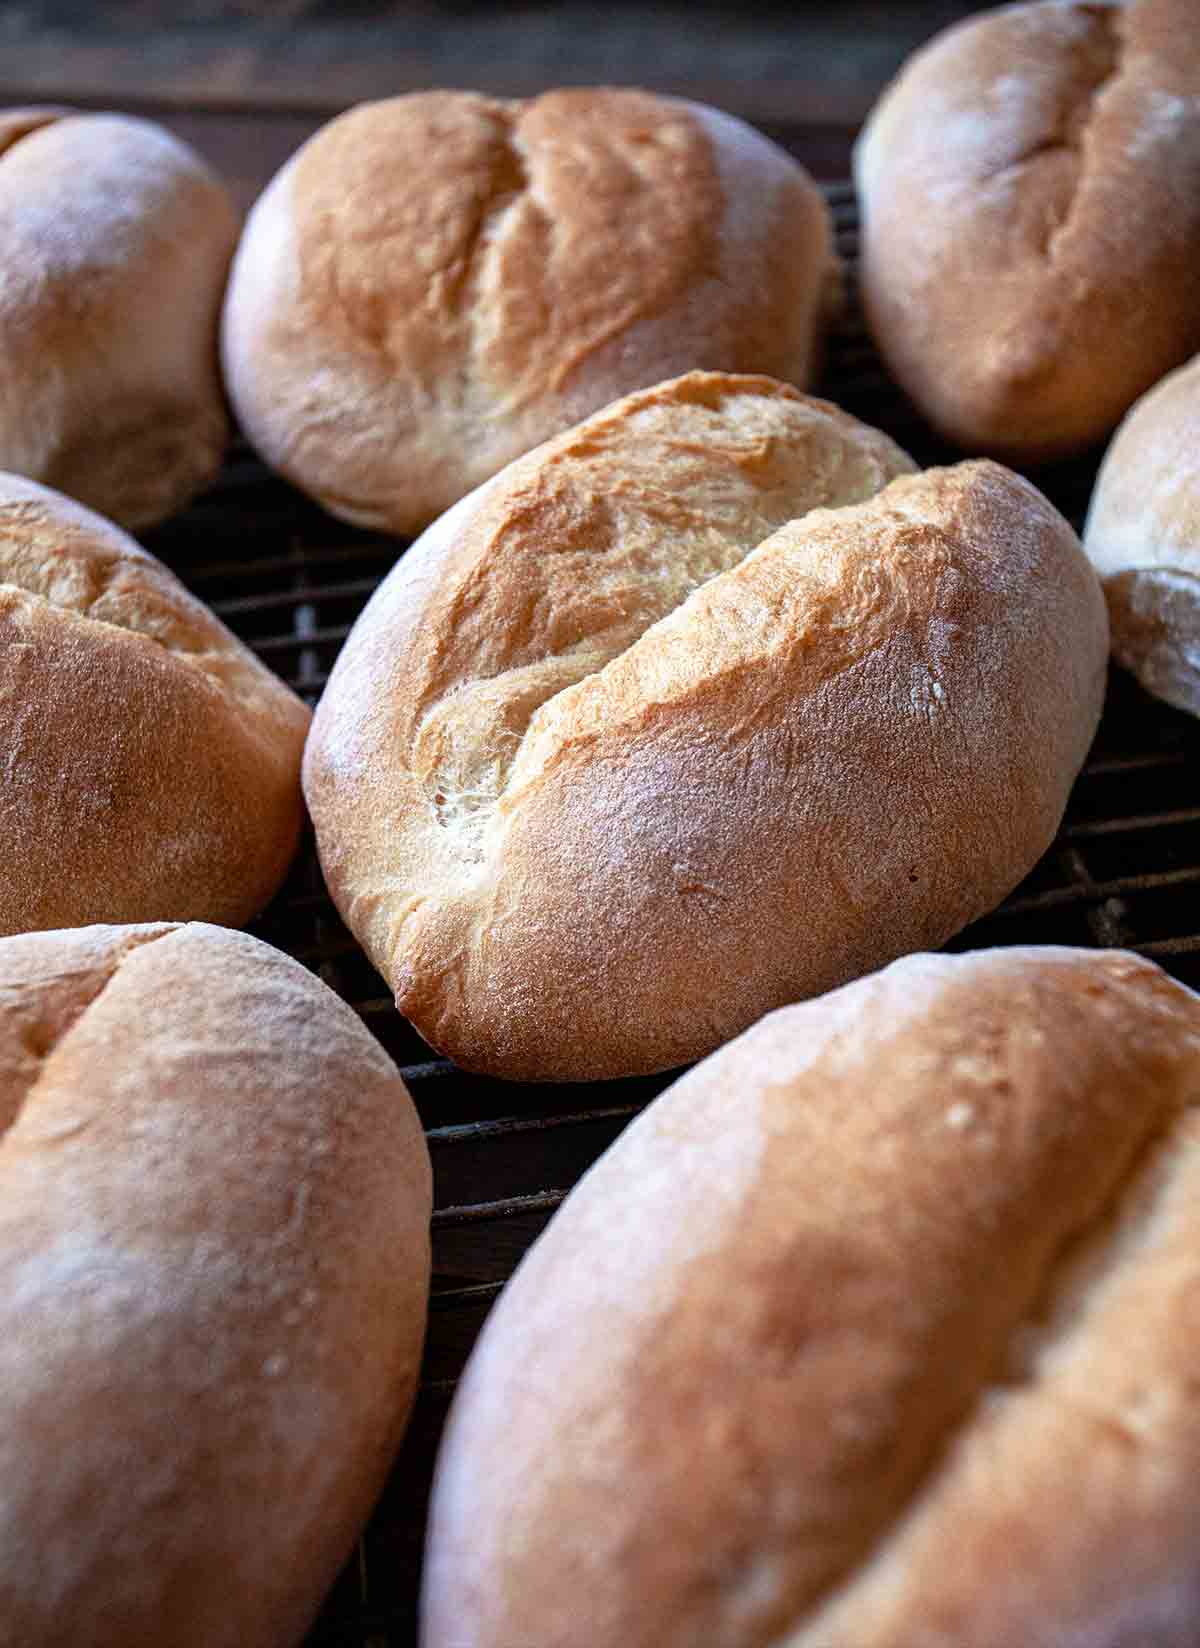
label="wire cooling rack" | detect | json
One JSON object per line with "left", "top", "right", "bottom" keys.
{"left": 138, "top": 177, "right": 1200, "bottom": 1647}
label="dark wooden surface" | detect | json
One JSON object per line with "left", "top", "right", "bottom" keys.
{"left": 1, "top": 1, "right": 990, "bottom": 201}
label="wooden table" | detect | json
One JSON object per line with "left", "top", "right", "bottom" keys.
{"left": 0, "top": 1, "right": 990, "bottom": 204}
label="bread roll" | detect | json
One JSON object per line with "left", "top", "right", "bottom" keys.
{"left": 1084, "top": 352, "right": 1200, "bottom": 715}
{"left": 0, "top": 473, "right": 310, "bottom": 935}
{"left": 0, "top": 921, "right": 431, "bottom": 1648}
{"left": 855, "top": 0, "right": 1200, "bottom": 462}
{"left": 423, "top": 945, "right": 1200, "bottom": 1648}
{"left": 221, "top": 88, "right": 838, "bottom": 537}
{"left": 304, "top": 371, "right": 1108, "bottom": 1082}
{"left": 0, "top": 107, "right": 238, "bottom": 528}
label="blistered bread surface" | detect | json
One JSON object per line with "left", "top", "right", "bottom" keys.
{"left": 304, "top": 372, "right": 1108, "bottom": 1080}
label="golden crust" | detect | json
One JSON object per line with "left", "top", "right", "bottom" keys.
{"left": 0, "top": 108, "right": 238, "bottom": 528}
{"left": 422, "top": 946, "right": 1200, "bottom": 1648}
{"left": 0, "top": 474, "right": 311, "bottom": 935}
{"left": 304, "top": 371, "right": 1108, "bottom": 1081}
{"left": 222, "top": 89, "right": 837, "bottom": 535}
{"left": 855, "top": 0, "right": 1200, "bottom": 461}
{"left": 0, "top": 921, "right": 431, "bottom": 1647}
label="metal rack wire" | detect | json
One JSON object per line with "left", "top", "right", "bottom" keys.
{"left": 138, "top": 176, "right": 1200, "bottom": 1647}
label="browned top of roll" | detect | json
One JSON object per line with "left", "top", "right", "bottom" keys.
{"left": 423, "top": 945, "right": 1200, "bottom": 1648}
{"left": 0, "top": 473, "right": 310, "bottom": 935}
{"left": 855, "top": 0, "right": 1200, "bottom": 461}
{"left": 305, "top": 371, "right": 1107, "bottom": 1081}
{"left": 0, "top": 921, "right": 431, "bottom": 1648}
{"left": 0, "top": 107, "right": 238, "bottom": 528}
{"left": 0, "top": 106, "right": 66, "bottom": 156}
{"left": 222, "top": 89, "right": 837, "bottom": 535}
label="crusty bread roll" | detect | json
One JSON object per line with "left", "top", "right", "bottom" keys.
{"left": 0, "top": 921, "right": 431, "bottom": 1648}
{"left": 0, "top": 106, "right": 238, "bottom": 528}
{"left": 304, "top": 371, "right": 1108, "bottom": 1082}
{"left": 423, "top": 945, "right": 1200, "bottom": 1648}
{"left": 221, "top": 88, "right": 839, "bottom": 537}
{"left": 855, "top": 0, "right": 1200, "bottom": 462}
{"left": 1084, "top": 352, "right": 1200, "bottom": 715}
{"left": 0, "top": 473, "right": 310, "bottom": 936}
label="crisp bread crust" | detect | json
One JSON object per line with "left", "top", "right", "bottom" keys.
{"left": 0, "top": 921, "right": 432, "bottom": 1648}
{"left": 221, "top": 88, "right": 838, "bottom": 535}
{"left": 422, "top": 945, "right": 1200, "bottom": 1648}
{"left": 855, "top": 0, "right": 1200, "bottom": 461}
{"left": 303, "top": 371, "right": 1108, "bottom": 1081}
{"left": 0, "top": 108, "right": 238, "bottom": 528}
{"left": 0, "top": 473, "right": 311, "bottom": 935}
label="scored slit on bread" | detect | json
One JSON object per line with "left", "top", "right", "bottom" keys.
{"left": 223, "top": 89, "right": 840, "bottom": 537}
{"left": 405, "top": 375, "right": 916, "bottom": 864}
{"left": 421, "top": 946, "right": 1200, "bottom": 1646}
{"left": 854, "top": 0, "right": 1200, "bottom": 461}
{"left": 0, "top": 473, "right": 311, "bottom": 936}
{"left": 0, "top": 476, "right": 302, "bottom": 717}
{"left": 305, "top": 371, "right": 1108, "bottom": 1079}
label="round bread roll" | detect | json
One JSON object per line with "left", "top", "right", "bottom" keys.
{"left": 0, "top": 472, "right": 310, "bottom": 936}
{"left": 221, "top": 88, "right": 839, "bottom": 537}
{"left": 1084, "top": 352, "right": 1200, "bottom": 715}
{"left": 0, "top": 921, "right": 431, "bottom": 1648}
{"left": 423, "top": 945, "right": 1200, "bottom": 1648}
{"left": 304, "top": 371, "right": 1108, "bottom": 1082}
{"left": 855, "top": 0, "right": 1200, "bottom": 462}
{"left": 0, "top": 106, "right": 238, "bottom": 528}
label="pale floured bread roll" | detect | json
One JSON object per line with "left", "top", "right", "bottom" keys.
{"left": 423, "top": 945, "right": 1200, "bottom": 1648}
{"left": 0, "top": 107, "right": 238, "bottom": 527}
{"left": 221, "top": 88, "right": 839, "bottom": 537}
{"left": 0, "top": 473, "right": 310, "bottom": 935}
{"left": 304, "top": 372, "right": 1108, "bottom": 1082}
{"left": 855, "top": 0, "right": 1200, "bottom": 462}
{"left": 0, "top": 921, "right": 432, "bottom": 1648}
{"left": 1084, "top": 352, "right": 1200, "bottom": 715}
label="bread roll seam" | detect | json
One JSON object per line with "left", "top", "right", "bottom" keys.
{"left": 777, "top": 1099, "right": 1190, "bottom": 1643}
{"left": 419, "top": 485, "right": 923, "bottom": 854}
{"left": 981, "top": 6, "right": 1125, "bottom": 264}
{"left": 2, "top": 925, "right": 177, "bottom": 1147}
{"left": 0, "top": 578, "right": 275, "bottom": 712}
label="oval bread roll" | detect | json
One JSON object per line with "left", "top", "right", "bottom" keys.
{"left": 855, "top": 0, "right": 1200, "bottom": 461}
{"left": 423, "top": 945, "right": 1200, "bottom": 1648}
{"left": 0, "top": 473, "right": 311, "bottom": 935}
{"left": 0, "top": 921, "right": 432, "bottom": 1648}
{"left": 304, "top": 372, "right": 1108, "bottom": 1082}
{"left": 221, "top": 88, "right": 839, "bottom": 537}
{"left": 0, "top": 107, "right": 238, "bottom": 528}
{"left": 1084, "top": 352, "right": 1200, "bottom": 715}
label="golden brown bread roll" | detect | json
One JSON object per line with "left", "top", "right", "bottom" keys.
{"left": 304, "top": 371, "right": 1108, "bottom": 1082}
{"left": 422, "top": 945, "right": 1200, "bottom": 1648}
{"left": 0, "top": 921, "right": 431, "bottom": 1648}
{"left": 221, "top": 88, "right": 839, "bottom": 537}
{"left": 855, "top": 0, "right": 1200, "bottom": 462}
{"left": 0, "top": 473, "right": 310, "bottom": 935}
{"left": 0, "top": 106, "right": 238, "bottom": 527}
{"left": 1084, "top": 352, "right": 1200, "bottom": 715}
